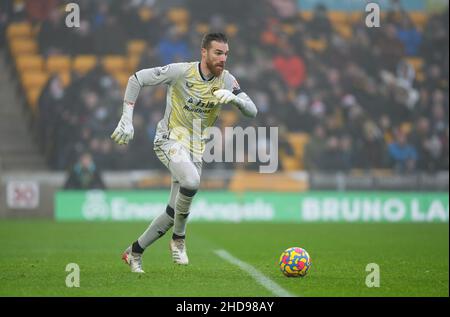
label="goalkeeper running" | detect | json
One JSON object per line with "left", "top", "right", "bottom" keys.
{"left": 111, "top": 33, "right": 257, "bottom": 273}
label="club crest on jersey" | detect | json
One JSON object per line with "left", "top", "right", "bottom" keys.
{"left": 211, "top": 87, "right": 220, "bottom": 96}
{"left": 160, "top": 65, "right": 170, "bottom": 74}
{"left": 186, "top": 81, "right": 194, "bottom": 89}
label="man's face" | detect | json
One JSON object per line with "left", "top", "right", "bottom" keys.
{"left": 202, "top": 41, "right": 229, "bottom": 77}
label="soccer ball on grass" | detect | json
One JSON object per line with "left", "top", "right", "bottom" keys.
{"left": 279, "top": 247, "right": 311, "bottom": 277}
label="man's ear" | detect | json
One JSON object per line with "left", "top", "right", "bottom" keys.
{"left": 201, "top": 48, "right": 207, "bottom": 58}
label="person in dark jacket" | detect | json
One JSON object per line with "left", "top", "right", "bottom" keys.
{"left": 64, "top": 152, "right": 106, "bottom": 190}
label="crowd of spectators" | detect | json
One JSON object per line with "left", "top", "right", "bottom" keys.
{"left": 2, "top": 0, "right": 449, "bottom": 174}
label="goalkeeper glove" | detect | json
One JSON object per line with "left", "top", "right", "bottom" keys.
{"left": 214, "top": 89, "right": 237, "bottom": 105}
{"left": 111, "top": 102, "right": 134, "bottom": 145}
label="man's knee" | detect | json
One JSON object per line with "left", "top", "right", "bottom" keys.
{"left": 180, "top": 173, "right": 200, "bottom": 190}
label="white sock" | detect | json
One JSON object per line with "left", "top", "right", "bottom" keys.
{"left": 173, "top": 187, "right": 197, "bottom": 238}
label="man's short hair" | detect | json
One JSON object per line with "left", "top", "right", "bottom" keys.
{"left": 201, "top": 32, "right": 228, "bottom": 49}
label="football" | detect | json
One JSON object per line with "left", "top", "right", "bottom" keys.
{"left": 279, "top": 247, "right": 311, "bottom": 277}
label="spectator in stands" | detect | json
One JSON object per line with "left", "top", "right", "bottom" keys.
{"left": 93, "top": 15, "right": 127, "bottom": 55}
{"left": 303, "top": 125, "right": 326, "bottom": 171}
{"left": 388, "top": 130, "right": 418, "bottom": 174}
{"left": 357, "top": 120, "right": 387, "bottom": 170}
{"left": 36, "top": 75, "right": 66, "bottom": 163}
{"left": 69, "top": 19, "right": 95, "bottom": 55}
{"left": 25, "top": 0, "right": 58, "bottom": 23}
{"left": 157, "top": 26, "right": 191, "bottom": 65}
{"left": 64, "top": 152, "right": 105, "bottom": 190}
{"left": 396, "top": 15, "right": 422, "bottom": 56}
{"left": 38, "top": 7, "right": 70, "bottom": 56}
{"left": 308, "top": 3, "right": 332, "bottom": 40}
{"left": 272, "top": 44, "right": 306, "bottom": 89}
{"left": 320, "top": 135, "right": 352, "bottom": 172}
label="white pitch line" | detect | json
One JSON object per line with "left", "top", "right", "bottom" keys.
{"left": 214, "top": 249, "right": 296, "bottom": 297}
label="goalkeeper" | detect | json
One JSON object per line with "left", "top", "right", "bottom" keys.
{"left": 111, "top": 33, "right": 257, "bottom": 273}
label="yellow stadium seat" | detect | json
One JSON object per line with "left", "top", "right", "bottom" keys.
{"left": 400, "top": 122, "right": 413, "bottom": 135}
{"left": 176, "top": 23, "right": 188, "bottom": 35}
{"left": 225, "top": 24, "right": 239, "bottom": 37}
{"left": 21, "top": 71, "right": 49, "bottom": 91}
{"left": 196, "top": 23, "right": 210, "bottom": 34}
{"left": 128, "top": 56, "right": 141, "bottom": 73}
{"left": 15, "top": 55, "right": 44, "bottom": 73}
{"left": 47, "top": 55, "right": 72, "bottom": 74}
{"left": 102, "top": 55, "right": 128, "bottom": 74}
{"left": 138, "top": 7, "right": 153, "bottom": 22}
{"left": 416, "top": 71, "right": 425, "bottom": 82}
{"left": 350, "top": 12, "right": 363, "bottom": 25}
{"left": 229, "top": 171, "right": 308, "bottom": 192}
{"left": 127, "top": 40, "right": 147, "bottom": 57}
{"left": 409, "top": 12, "right": 428, "bottom": 28}
{"left": 220, "top": 110, "right": 238, "bottom": 127}
{"left": 300, "top": 11, "right": 313, "bottom": 21}
{"left": 73, "top": 55, "right": 97, "bottom": 75}
{"left": 280, "top": 153, "right": 301, "bottom": 171}
{"left": 328, "top": 11, "right": 350, "bottom": 25}
{"left": 26, "top": 87, "right": 43, "bottom": 111}
{"left": 58, "top": 71, "right": 71, "bottom": 87}
{"left": 111, "top": 72, "right": 130, "bottom": 90}
{"left": 26, "top": 88, "right": 42, "bottom": 112}
{"left": 335, "top": 24, "right": 353, "bottom": 39}
{"left": 7, "top": 22, "right": 33, "bottom": 40}
{"left": 287, "top": 133, "right": 309, "bottom": 169}
{"left": 167, "top": 8, "right": 190, "bottom": 24}
{"left": 406, "top": 57, "right": 424, "bottom": 72}
{"left": 305, "top": 38, "right": 327, "bottom": 52}
{"left": 10, "top": 39, "right": 38, "bottom": 56}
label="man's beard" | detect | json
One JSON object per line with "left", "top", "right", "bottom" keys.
{"left": 206, "top": 59, "right": 224, "bottom": 77}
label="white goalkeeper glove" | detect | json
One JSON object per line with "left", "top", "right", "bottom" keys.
{"left": 214, "top": 89, "right": 237, "bottom": 105}
{"left": 111, "top": 102, "right": 134, "bottom": 145}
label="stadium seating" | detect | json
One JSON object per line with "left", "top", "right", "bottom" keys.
{"left": 334, "top": 24, "right": 353, "bottom": 39}
{"left": 6, "top": 22, "right": 33, "bottom": 40}
{"left": 225, "top": 24, "right": 239, "bottom": 38}
{"left": 21, "top": 71, "right": 49, "bottom": 111}
{"left": 167, "top": 7, "right": 190, "bottom": 25}
{"left": 127, "top": 40, "right": 147, "bottom": 57}
{"left": 73, "top": 55, "right": 97, "bottom": 75}
{"left": 286, "top": 133, "right": 309, "bottom": 170}
{"left": 138, "top": 7, "right": 153, "bottom": 22}
{"left": 229, "top": 171, "right": 309, "bottom": 192}
{"left": 46, "top": 55, "right": 72, "bottom": 74}
{"left": 409, "top": 11, "right": 428, "bottom": 29}
{"left": 220, "top": 110, "right": 238, "bottom": 127}
{"left": 102, "top": 55, "right": 129, "bottom": 74}
{"left": 9, "top": 39, "right": 38, "bottom": 56}
{"left": 328, "top": 11, "right": 351, "bottom": 25}
{"left": 15, "top": 55, "right": 44, "bottom": 73}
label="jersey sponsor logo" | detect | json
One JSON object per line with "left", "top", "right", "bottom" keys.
{"left": 183, "top": 99, "right": 217, "bottom": 114}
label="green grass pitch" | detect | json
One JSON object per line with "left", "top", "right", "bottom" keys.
{"left": 0, "top": 220, "right": 448, "bottom": 297}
